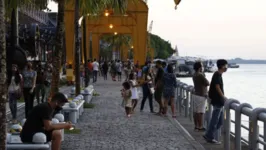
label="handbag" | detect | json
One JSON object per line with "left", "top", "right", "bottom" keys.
{"left": 44, "top": 80, "right": 51, "bottom": 87}
{"left": 14, "top": 88, "right": 22, "bottom": 99}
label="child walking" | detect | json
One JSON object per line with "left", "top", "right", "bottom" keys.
{"left": 121, "top": 82, "right": 132, "bottom": 117}
{"left": 128, "top": 73, "right": 139, "bottom": 113}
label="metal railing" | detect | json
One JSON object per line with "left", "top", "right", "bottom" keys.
{"left": 19, "top": 4, "right": 49, "bottom": 25}
{"left": 176, "top": 80, "right": 266, "bottom": 150}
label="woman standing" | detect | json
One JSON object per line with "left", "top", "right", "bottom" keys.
{"left": 140, "top": 66, "right": 154, "bottom": 113}
{"left": 22, "top": 62, "right": 37, "bottom": 118}
{"left": 7, "top": 64, "right": 22, "bottom": 124}
{"left": 162, "top": 65, "right": 177, "bottom": 118}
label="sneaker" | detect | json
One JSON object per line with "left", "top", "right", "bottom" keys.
{"left": 209, "top": 139, "right": 221, "bottom": 145}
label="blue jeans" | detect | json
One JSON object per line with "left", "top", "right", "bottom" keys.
{"left": 9, "top": 93, "right": 17, "bottom": 120}
{"left": 205, "top": 105, "right": 224, "bottom": 140}
{"left": 93, "top": 70, "right": 98, "bottom": 82}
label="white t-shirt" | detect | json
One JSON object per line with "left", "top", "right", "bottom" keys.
{"left": 93, "top": 61, "right": 99, "bottom": 71}
{"left": 8, "top": 75, "right": 22, "bottom": 92}
{"left": 116, "top": 63, "right": 122, "bottom": 72}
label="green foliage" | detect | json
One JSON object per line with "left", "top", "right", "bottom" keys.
{"left": 83, "top": 103, "right": 95, "bottom": 109}
{"left": 64, "top": 128, "right": 81, "bottom": 134}
{"left": 150, "top": 33, "right": 175, "bottom": 59}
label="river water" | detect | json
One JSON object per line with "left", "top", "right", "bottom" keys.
{"left": 178, "top": 64, "right": 266, "bottom": 108}
{"left": 178, "top": 64, "right": 266, "bottom": 147}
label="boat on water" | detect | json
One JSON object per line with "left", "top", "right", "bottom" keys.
{"left": 228, "top": 63, "right": 240, "bottom": 68}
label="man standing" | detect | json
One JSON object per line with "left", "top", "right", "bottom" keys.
{"left": 203, "top": 59, "right": 228, "bottom": 144}
{"left": 20, "top": 93, "right": 73, "bottom": 150}
{"left": 192, "top": 62, "right": 209, "bottom": 131}
{"left": 154, "top": 60, "right": 164, "bottom": 115}
{"left": 92, "top": 58, "right": 99, "bottom": 83}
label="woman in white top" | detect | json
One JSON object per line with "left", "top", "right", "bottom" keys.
{"left": 128, "top": 73, "right": 140, "bottom": 112}
{"left": 7, "top": 64, "right": 22, "bottom": 124}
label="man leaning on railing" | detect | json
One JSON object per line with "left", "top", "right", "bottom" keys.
{"left": 203, "top": 59, "right": 228, "bottom": 144}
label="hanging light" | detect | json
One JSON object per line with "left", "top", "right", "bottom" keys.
{"left": 109, "top": 24, "right": 113, "bottom": 29}
{"left": 104, "top": 11, "right": 109, "bottom": 17}
{"left": 114, "top": 32, "right": 118, "bottom": 35}
{"left": 131, "top": 46, "right": 134, "bottom": 49}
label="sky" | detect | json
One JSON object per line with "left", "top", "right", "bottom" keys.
{"left": 47, "top": 0, "right": 266, "bottom": 59}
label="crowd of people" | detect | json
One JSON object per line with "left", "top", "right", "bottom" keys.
{"left": 7, "top": 62, "right": 53, "bottom": 124}
{"left": 6, "top": 58, "right": 228, "bottom": 149}
{"left": 120, "top": 60, "right": 178, "bottom": 118}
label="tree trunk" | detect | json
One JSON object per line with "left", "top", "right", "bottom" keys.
{"left": 50, "top": 0, "right": 65, "bottom": 97}
{"left": 83, "top": 18, "right": 88, "bottom": 87}
{"left": 74, "top": 0, "right": 80, "bottom": 95}
{"left": 0, "top": 0, "right": 7, "bottom": 148}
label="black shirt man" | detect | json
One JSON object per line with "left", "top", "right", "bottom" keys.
{"left": 20, "top": 92, "right": 73, "bottom": 150}
{"left": 204, "top": 59, "right": 228, "bottom": 144}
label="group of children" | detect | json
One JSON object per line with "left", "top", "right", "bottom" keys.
{"left": 121, "top": 72, "right": 140, "bottom": 118}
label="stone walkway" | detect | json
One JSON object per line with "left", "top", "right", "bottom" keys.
{"left": 61, "top": 77, "right": 203, "bottom": 150}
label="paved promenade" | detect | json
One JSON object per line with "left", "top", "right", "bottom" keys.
{"left": 61, "top": 77, "right": 204, "bottom": 150}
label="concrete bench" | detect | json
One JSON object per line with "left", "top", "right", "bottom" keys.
{"left": 61, "top": 100, "right": 85, "bottom": 123}
{"left": 81, "top": 86, "right": 94, "bottom": 104}
{"left": 6, "top": 134, "right": 51, "bottom": 150}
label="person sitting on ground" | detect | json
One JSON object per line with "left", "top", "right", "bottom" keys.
{"left": 20, "top": 92, "right": 73, "bottom": 150}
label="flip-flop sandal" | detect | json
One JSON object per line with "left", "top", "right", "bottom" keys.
{"left": 172, "top": 115, "right": 177, "bottom": 118}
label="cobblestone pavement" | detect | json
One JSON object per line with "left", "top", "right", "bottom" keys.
{"left": 61, "top": 77, "right": 202, "bottom": 150}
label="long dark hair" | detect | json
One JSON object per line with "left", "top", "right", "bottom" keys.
{"left": 7, "top": 69, "right": 21, "bottom": 85}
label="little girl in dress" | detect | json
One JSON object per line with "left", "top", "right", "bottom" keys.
{"left": 128, "top": 73, "right": 140, "bottom": 113}
{"left": 121, "top": 82, "right": 132, "bottom": 117}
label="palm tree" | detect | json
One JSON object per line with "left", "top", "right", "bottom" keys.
{"left": 0, "top": 1, "right": 49, "bottom": 148}
{"left": 0, "top": 0, "right": 6, "bottom": 149}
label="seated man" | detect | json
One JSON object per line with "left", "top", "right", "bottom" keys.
{"left": 20, "top": 92, "right": 72, "bottom": 150}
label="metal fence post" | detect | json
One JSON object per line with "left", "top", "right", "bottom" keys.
{"left": 235, "top": 103, "right": 252, "bottom": 150}
{"left": 176, "top": 82, "right": 181, "bottom": 114}
{"left": 251, "top": 108, "right": 266, "bottom": 150}
{"left": 188, "top": 86, "right": 194, "bottom": 121}
{"left": 185, "top": 86, "right": 189, "bottom": 118}
{"left": 204, "top": 98, "right": 212, "bottom": 129}
{"left": 224, "top": 99, "right": 240, "bottom": 150}
{"left": 180, "top": 84, "right": 186, "bottom": 114}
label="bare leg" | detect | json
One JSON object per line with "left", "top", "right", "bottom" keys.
{"left": 170, "top": 97, "right": 176, "bottom": 117}
{"left": 163, "top": 98, "right": 168, "bottom": 115}
{"left": 198, "top": 113, "right": 205, "bottom": 129}
{"left": 193, "top": 112, "right": 197, "bottom": 129}
{"left": 51, "top": 130, "right": 62, "bottom": 150}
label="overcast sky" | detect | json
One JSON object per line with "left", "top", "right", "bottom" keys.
{"left": 48, "top": 0, "right": 266, "bottom": 59}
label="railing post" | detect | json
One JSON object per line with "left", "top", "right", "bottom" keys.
{"left": 235, "top": 103, "right": 252, "bottom": 150}
{"left": 251, "top": 108, "right": 266, "bottom": 150}
{"left": 188, "top": 86, "right": 194, "bottom": 121}
{"left": 185, "top": 86, "right": 189, "bottom": 118}
{"left": 224, "top": 99, "right": 240, "bottom": 150}
{"left": 179, "top": 84, "right": 185, "bottom": 114}
{"left": 176, "top": 82, "right": 180, "bottom": 113}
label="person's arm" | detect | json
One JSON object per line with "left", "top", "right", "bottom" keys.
{"left": 213, "top": 74, "right": 226, "bottom": 99}
{"left": 30, "top": 71, "right": 37, "bottom": 93}
{"left": 201, "top": 74, "right": 210, "bottom": 86}
{"left": 43, "top": 120, "right": 72, "bottom": 131}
